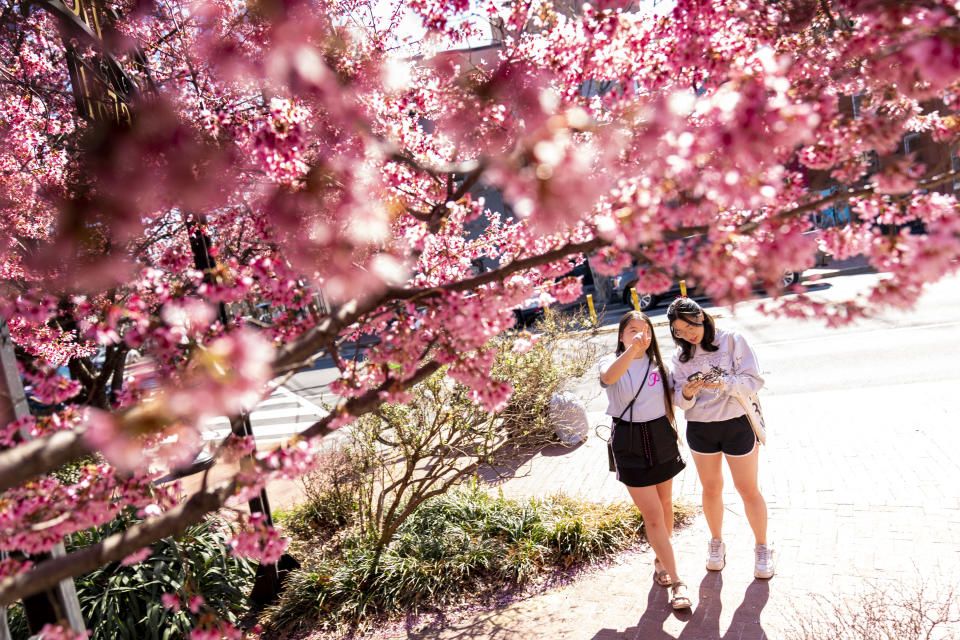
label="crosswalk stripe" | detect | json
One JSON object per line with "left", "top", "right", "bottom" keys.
{"left": 202, "top": 422, "right": 320, "bottom": 442}
{"left": 204, "top": 406, "right": 324, "bottom": 426}
{"left": 200, "top": 385, "right": 329, "bottom": 442}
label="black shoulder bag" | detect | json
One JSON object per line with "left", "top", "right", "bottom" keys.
{"left": 607, "top": 358, "right": 652, "bottom": 472}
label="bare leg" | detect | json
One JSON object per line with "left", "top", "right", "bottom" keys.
{"left": 726, "top": 445, "right": 768, "bottom": 545}
{"left": 691, "top": 451, "right": 724, "bottom": 540}
{"left": 656, "top": 478, "right": 675, "bottom": 538}
{"left": 626, "top": 483, "right": 683, "bottom": 586}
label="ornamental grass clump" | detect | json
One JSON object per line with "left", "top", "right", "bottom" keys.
{"left": 262, "top": 485, "right": 695, "bottom": 634}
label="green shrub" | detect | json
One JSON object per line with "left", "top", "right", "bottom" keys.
{"left": 493, "top": 307, "right": 601, "bottom": 443}
{"left": 261, "top": 484, "right": 695, "bottom": 634}
{"left": 6, "top": 513, "right": 255, "bottom": 640}
{"left": 299, "top": 307, "right": 603, "bottom": 568}
{"left": 277, "top": 449, "right": 363, "bottom": 545}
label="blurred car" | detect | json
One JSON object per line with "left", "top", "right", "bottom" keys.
{"left": 23, "top": 364, "right": 73, "bottom": 416}
{"left": 512, "top": 259, "right": 597, "bottom": 328}
{"left": 513, "top": 295, "right": 546, "bottom": 328}
{"left": 612, "top": 267, "right": 803, "bottom": 311}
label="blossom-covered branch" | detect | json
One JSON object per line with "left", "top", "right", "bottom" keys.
{"left": 0, "top": 479, "right": 236, "bottom": 607}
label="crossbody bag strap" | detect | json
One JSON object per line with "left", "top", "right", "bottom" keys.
{"left": 616, "top": 358, "right": 653, "bottom": 423}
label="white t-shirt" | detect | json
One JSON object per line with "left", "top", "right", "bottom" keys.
{"left": 670, "top": 328, "right": 764, "bottom": 423}
{"left": 597, "top": 353, "right": 669, "bottom": 422}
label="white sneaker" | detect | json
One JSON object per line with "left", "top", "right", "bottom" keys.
{"left": 706, "top": 537, "right": 726, "bottom": 571}
{"left": 754, "top": 543, "right": 775, "bottom": 579}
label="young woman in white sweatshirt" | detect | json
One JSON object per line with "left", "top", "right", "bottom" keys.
{"left": 666, "top": 297, "right": 775, "bottom": 580}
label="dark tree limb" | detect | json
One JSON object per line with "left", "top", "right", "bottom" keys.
{"left": 0, "top": 426, "right": 90, "bottom": 494}
{"left": 0, "top": 478, "right": 237, "bottom": 608}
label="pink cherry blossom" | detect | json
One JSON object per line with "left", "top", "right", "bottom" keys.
{"left": 512, "top": 334, "right": 538, "bottom": 353}
{"left": 82, "top": 408, "right": 145, "bottom": 472}
{"left": 161, "top": 592, "right": 181, "bottom": 611}
{"left": 188, "top": 594, "right": 206, "bottom": 613}
{"left": 227, "top": 513, "right": 289, "bottom": 564}
{"left": 120, "top": 547, "right": 152, "bottom": 566}
{"left": 34, "top": 624, "right": 89, "bottom": 640}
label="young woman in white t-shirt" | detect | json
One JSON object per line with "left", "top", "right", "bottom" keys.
{"left": 667, "top": 297, "right": 774, "bottom": 580}
{"left": 598, "top": 310, "right": 690, "bottom": 610}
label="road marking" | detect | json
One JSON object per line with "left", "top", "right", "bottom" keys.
{"left": 275, "top": 384, "right": 328, "bottom": 413}
{"left": 202, "top": 422, "right": 322, "bottom": 441}
{"left": 204, "top": 406, "right": 324, "bottom": 426}
{"left": 201, "top": 384, "right": 329, "bottom": 441}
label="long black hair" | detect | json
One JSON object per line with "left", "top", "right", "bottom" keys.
{"left": 666, "top": 297, "right": 719, "bottom": 363}
{"left": 615, "top": 310, "right": 675, "bottom": 425}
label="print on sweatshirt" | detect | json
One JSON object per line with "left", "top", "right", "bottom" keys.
{"left": 670, "top": 328, "right": 764, "bottom": 423}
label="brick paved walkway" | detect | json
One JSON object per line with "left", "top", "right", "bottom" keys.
{"left": 403, "top": 366, "right": 960, "bottom": 638}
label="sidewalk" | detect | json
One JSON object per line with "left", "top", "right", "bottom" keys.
{"left": 443, "top": 380, "right": 960, "bottom": 639}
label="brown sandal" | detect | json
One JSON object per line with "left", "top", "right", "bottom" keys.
{"left": 670, "top": 581, "right": 692, "bottom": 610}
{"left": 653, "top": 558, "right": 672, "bottom": 587}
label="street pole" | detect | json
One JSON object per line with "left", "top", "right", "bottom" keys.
{"left": 0, "top": 317, "right": 86, "bottom": 636}
{"left": 187, "top": 218, "right": 296, "bottom": 606}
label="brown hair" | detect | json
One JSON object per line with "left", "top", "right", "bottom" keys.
{"left": 614, "top": 310, "right": 675, "bottom": 426}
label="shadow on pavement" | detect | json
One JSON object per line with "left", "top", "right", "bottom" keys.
{"left": 476, "top": 440, "right": 585, "bottom": 486}
{"left": 798, "top": 282, "right": 832, "bottom": 293}
{"left": 607, "top": 577, "right": 696, "bottom": 640}
{"left": 402, "top": 600, "right": 552, "bottom": 640}
{"left": 672, "top": 575, "right": 769, "bottom": 640}
{"left": 717, "top": 580, "right": 769, "bottom": 640}
{"left": 589, "top": 573, "right": 769, "bottom": 639}
{"left": 539, "top": 440, "right": 586, "bottom": 457}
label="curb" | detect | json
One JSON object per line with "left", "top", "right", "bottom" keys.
{"left": 805, "top": 265, "right": 876, "bottom": 281}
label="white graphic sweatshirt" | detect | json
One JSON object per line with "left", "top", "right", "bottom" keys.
{"left": 670, "top": 328, "right": 764, "bottom": 423}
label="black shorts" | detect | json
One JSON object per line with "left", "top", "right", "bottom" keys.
{"left": 686, "top": 414, "right": 757, "bottom": 456}
{"left": 610, "top": 415, "right": 686, "bottom": 488}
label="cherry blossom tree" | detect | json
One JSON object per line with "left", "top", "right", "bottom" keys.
{"left": 2, "top": 0, "right": 960, "bottom": 634}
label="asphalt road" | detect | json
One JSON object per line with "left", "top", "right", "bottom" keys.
{"left": 715, "top": 272, "right": 960, "bottom": 398}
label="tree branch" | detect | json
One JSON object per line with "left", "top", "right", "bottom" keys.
{"left": 665, "top": 167, "right": 960, "bottom": 238}
{"left": 272, "top": 294, "right": 392, "bottom": 375}
{"left": 819, "top": 0, "right": 839, "bottom": 32}
{"left": 0, "top": 426, "right": 90, "bottom": 494}
{"left": 390, "top": 236, "right": 605, "bottom": 302}
{"left": 746, "top": 167, "right": 960, "bottom": 233}
{"left": 0, "top": 478, "right": 236, "bottom": 607}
